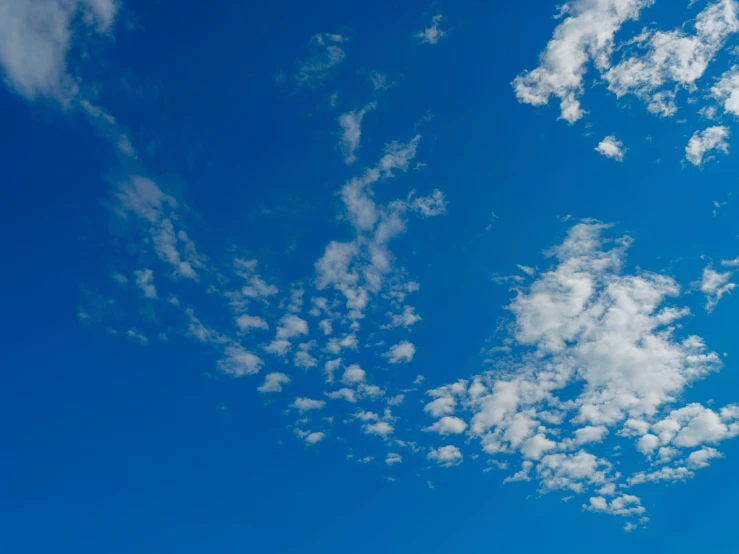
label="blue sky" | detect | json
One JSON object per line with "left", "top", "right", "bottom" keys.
{"left": 4, "top": 0, "right": 739, "bottom": 552}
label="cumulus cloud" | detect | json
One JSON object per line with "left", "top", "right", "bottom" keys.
{"left": 338, "top": 102, "right": 376, "bottom": 164}
{"left": 134, "top": 269, "right": 157, "bottom": 299}
{"left": 291, "top": 397, "right": 326, "bottom": 413}
{"left": 236, "top": 314, "right": 269, "bottom": 332}
{"left": 711, "top": 65, "right": 739, "bottom": 114}
{"left": 384, "top": 341, "right": 416, "bottom": 363}
{"left": 606, "top": 0, "right": 739, "bottom": 117}
{"left": 425, "top": 416, "right": 468, "bottom": 435}
{"left": 427, "top": 445, "right": 463, "bottom": 467}
{"left": 363, "top": 421, "right": 394, "bottom": 437}
{"left": 0, "top": 0, "right": 118, "bottom": 102}
{"left": 595, "top": 135, "right": 625, "bottom": 161}
{"left": 685, "top": 126, "right": 730, "bottom": 166}
{"left": 218, "top": 345, "right": 264, "bottom": 377}
{"left": 276, "top": 314, "right": 309, "bottom": 340}
{"left": 425, "top": 222, "right": 736, "bottom": 518}
{"left": 415, "top": 14, "right": 446, "bottom": 45}
{"left": 342, "top": 364, "right": 366, "bottom": 385}
{"left": 698, "top": 266, "right": 735, "bottom": 311}
{"left": 258, "top": 372, "right": 291, "bottom": 393}
{"left": 513, "top": 0, "right": 653, "bottom": 123}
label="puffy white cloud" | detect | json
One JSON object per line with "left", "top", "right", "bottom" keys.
{"left": 363, "top": 421, "right": 394, "bottom": 437}
{"left": 503, "top": 461, "right": 533, "bottom": 484}
{"left": 0, "top": 0, "right": 117, "bottom": 101}
{"left": 134, "top": 269, "right": 157, "bottom": 299}
{"left": 218, "top": 345, "right": 264, "bottom": 377}
{"left": 687, "top": 446, "right": 723, "bottom": 468}
{"left": 291, "top": 397, "right": 326, "bottom": 412}
{"left": 415, "top": 14, "right": 446, "bottom": 45}
{"left": 326, "top": 388, "right": 357, "bottom": 403}
{"left": 338, "top": 102, "right": 376, "bottom": 164}
{"left": 385, "top": 452, "right": 402, "bottom": 465}
{"left": 294, "top": 350, "right": 318, "bottom": 368}
{"left": 698, "top": 266, "right": 735, "bottom": 311}
{"left": 342, "top": 364, "right": 366, "bottom": 385}
{"left": 263, "top": 339, "right": 291, "bottom": 357}
{"left": 410, "top": 190, "right": 447, "bottom": 217}
{"left": 685, "top": 126, "right": 730, "bottom": 166}
{"left": 381, "top": 305, "right": 422, "bottom": 329}
{"left": 595, "top": 135, "right": 625, "bottom": 161}
{"left": 606, "top": 0, "right": 739, "bottom": 117}
{"left": 304, "top": 432, "right": 326, "bottom": 445}
{"left": 711, "top": 65, "right": 739, "bottom": 114}
{"left": 276, "top": 314, "right": 309, "bottom": 340}
{"left": 427, "top": 445, "right": 463, "bottom": 467}
{"left": 428, "top": 222, "right": 734, "bottom": 511}
{"left": 513, "top": 0, "right": 653, "bottom": 123}
{"left": 425, "top": 416, "right": 468, "bottom": 435}
{"left": 384, "top": 341, "right": 416, "bottom": 363}
{"left": 324, "top": 358, "right": 342, "bottom": 383}
{"left": 258, "top": 372, "right": 291, "bottom": 393}
{"left": 585, "top": 494, "right": 645, "bottom": 516}
{"left": 235, "top": 314, "right": 269, "bottom": 332}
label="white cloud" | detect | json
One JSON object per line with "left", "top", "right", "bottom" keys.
{"left": 410, "top": 190, "right": 447, "bottom": 216}
{"left": 291, "top": 397, "right": 326, "bottom": 413}
{"left": 276, "top": 314, "right": 309, "bottom": 340}
{"left": 685, "top": 126, "right": 730, "bottom": 166}
{"left": 363, "top": 421, "right": 394, "bottom": 437}
{"left": 384, "top": 341, "right": 416, "bottom": 363}
{"left": 698, "top": 266, "right": 735, "bottom": 311}
{"left": 258, "top": 372, "right": 291, "bottom": 393}
{"left": 429, "top": 222, "right": 733, "bottom": 508}
{"left": 712, "top": 65, "right": 739, "bottom": 114}
{"left": 296, "top": 33, "right": 348, "bottom": 85}
{"left": 338, "top": 102, "right": 376, "bottom": 164}
{"left": 427, "top": 445, "right": 463, "bottom": 467}
{"left": 236, "top": 314, "right": 269, "bottom": 332}
{"left": 503, "top": 461, "right": 533, "bottom": 484}
{"left": 116, "top": 177, "right": 201, "bottom": 279}
{"left": 264, "top": 339, "right": 291, "bottom": 357}
{"left": 415, "top": 14, "right": 446, "bottom": 45}
{"left": 324, "top": 358, "right": 342, "bottom": 383}
{"left": 425, "top": 416, "right": 468, "bottom": 435}
{"left": 585, "top": 494, "right": 645, "bottom": 516}
{"left": 294, "top": 350, "right": 318, "bottom": 368}
{"left": 134, "top": 269, "right": 157, "bottom": 299}
{"left": 304, "top": 432, "right": 326, "bottom": 445}
{"left": 381, "top": 305, "right": 422, "bottom": 329}
{"left": 595, "top": 135, "right": 625, "bottom": 161}
{"left": 126, "top": 328, "right": 148, "bottom": 344}
{"left": 605, "top": 0, "right": 739, "bottom": 117}
{"left": 385, "top": 452, "right": 402, "bottom": 465}
{"left": 0, "top": 0, "right": 117, "bottom": 102}
{"left": 513, "top": 0, "right": 653, "bottom": 123}
{"left": 326, "top": 388, "right": 357, "bottom": 403}
{"left": 342, "top": 364, "right": 366, "bottom": 385}
{"left": 218, "top": 345, "right": 264, "bottom": 377}
{"left": 687, "top": 446, "right": 723, "bottom": 468}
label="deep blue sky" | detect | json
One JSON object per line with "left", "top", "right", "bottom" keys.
{"left": 3, "top": 1, "right": 739, "bottom": 552}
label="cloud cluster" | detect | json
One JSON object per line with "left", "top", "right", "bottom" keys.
{"left": 423, "top": 222, "right": 736, "bottom": 523}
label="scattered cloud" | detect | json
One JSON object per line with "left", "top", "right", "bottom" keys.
{"left": 415, "top": 14, "right": 446, "bottom": 45}
{"left": 595, "top": 136, "right": 625, "bottom": 161}
{"left": 685, "top": 126, "right": 730, "bottom": 166}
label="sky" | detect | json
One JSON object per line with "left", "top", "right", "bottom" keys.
{"left": 4, "top": 0, "right": 739, "bottom": 552}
